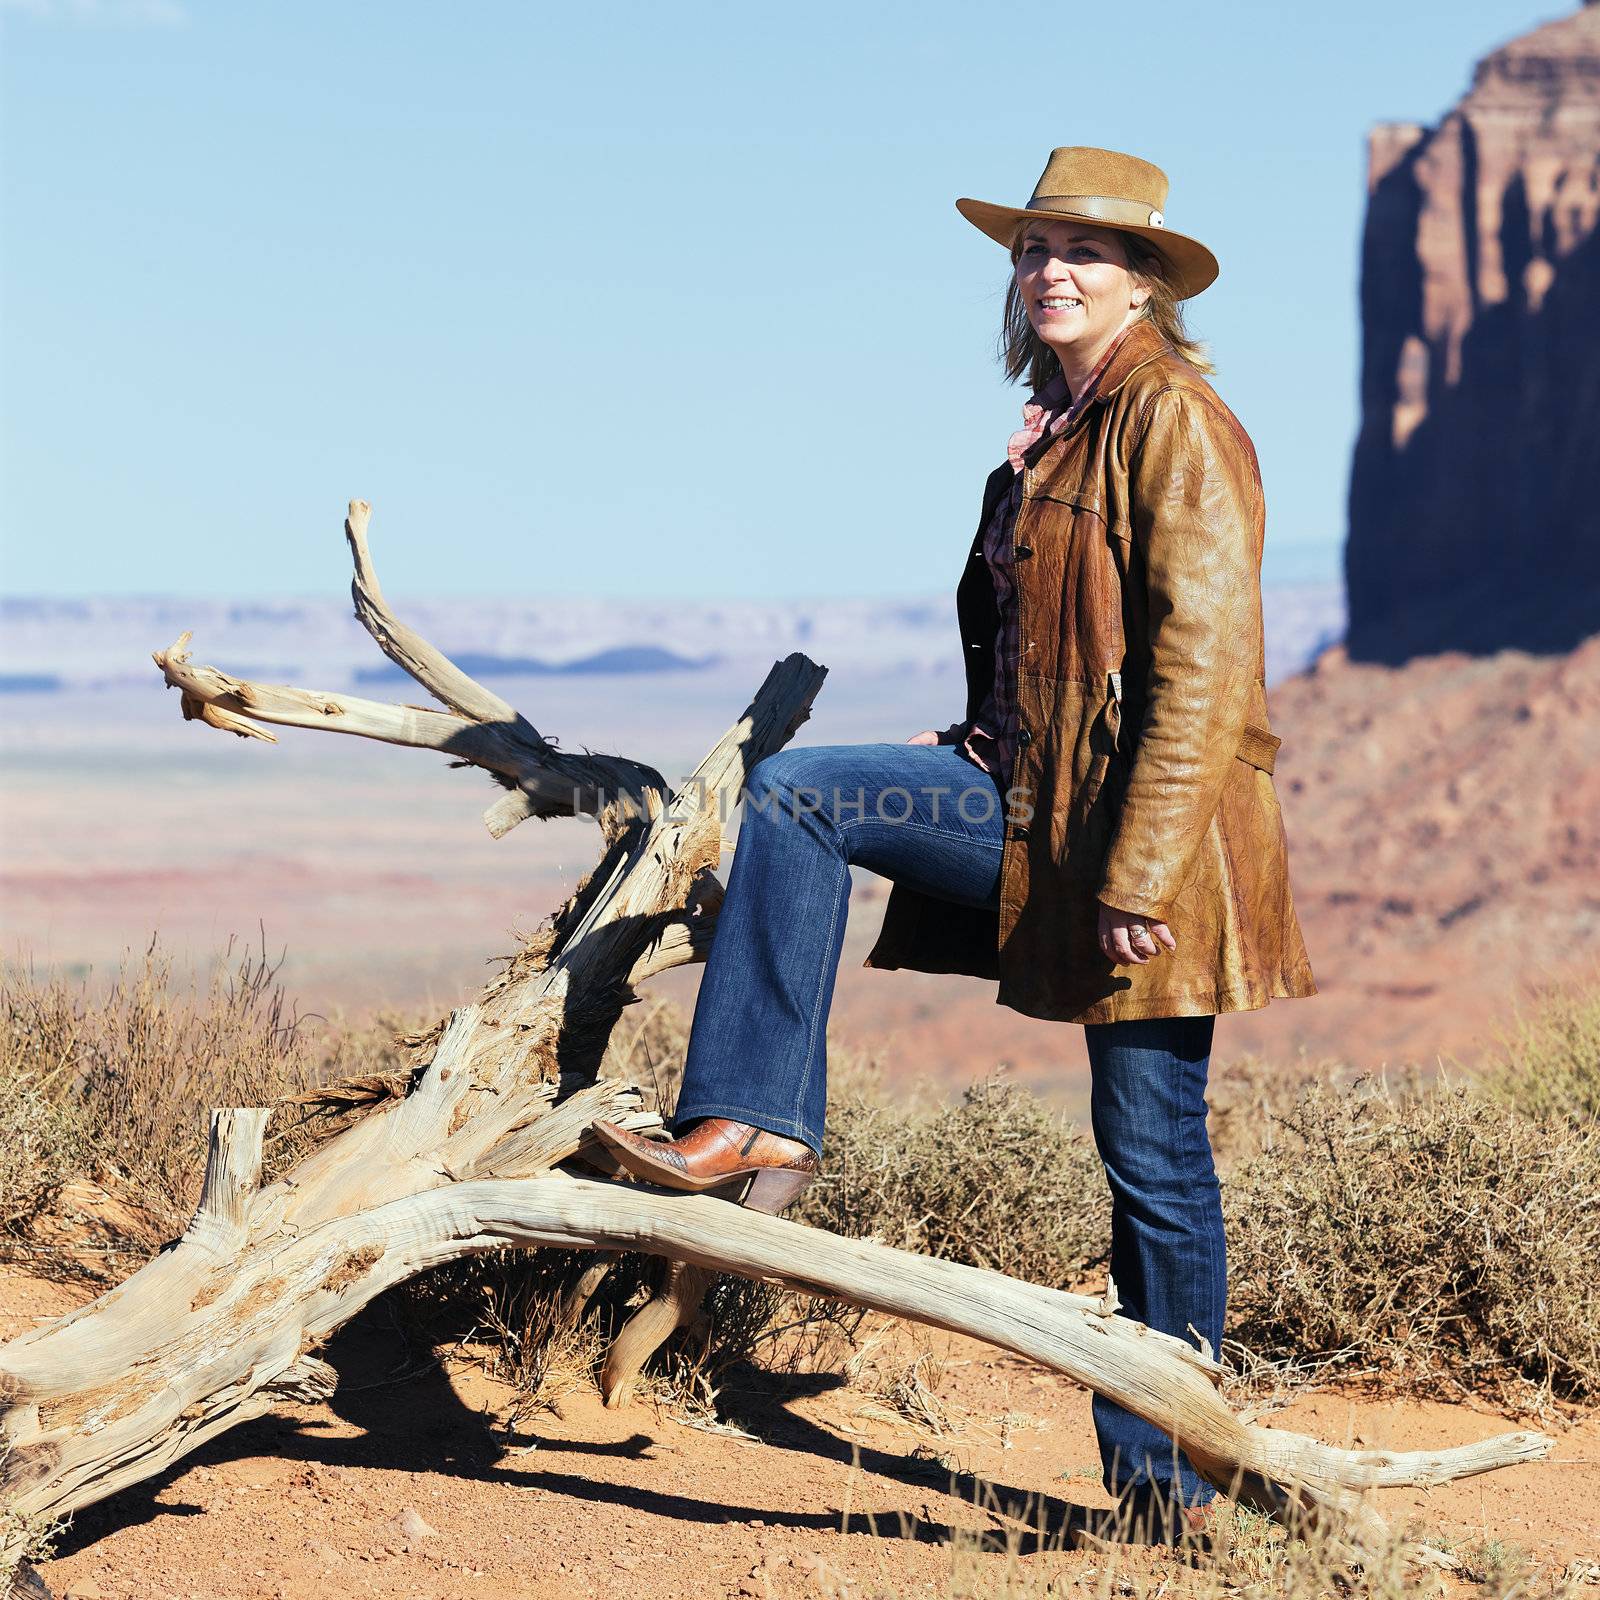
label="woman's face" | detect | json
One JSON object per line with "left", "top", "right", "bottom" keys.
{"left": 1014, "top": 219, "right": 1147, "bottom": 367}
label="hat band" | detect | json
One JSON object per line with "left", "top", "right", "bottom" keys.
{"left": 1023, "top": 193, "right": 1166, "bottom": 229}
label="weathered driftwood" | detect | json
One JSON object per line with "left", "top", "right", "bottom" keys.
{"left": 0, "top": 503, "right": 1552, "bottom": 1572}
{"left": 151, "top": 502, "right": 671, "bottom": 837}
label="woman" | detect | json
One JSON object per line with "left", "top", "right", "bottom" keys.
{"left": 594, "top": 147, "right": 1318, "bottom": 1528}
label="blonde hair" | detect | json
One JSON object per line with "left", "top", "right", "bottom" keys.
{"left": 999, "top": 229, "right": 1213, "bottom": 389}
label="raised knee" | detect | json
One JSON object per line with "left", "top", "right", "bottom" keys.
{"left": 741, "top": 749, "right": 833, "bottom": 831}
{"left": 748, "top": 747, "right": 847, "bottom": 807}
{"left": 748, "top": 749, "right": 807, "bottom": 795}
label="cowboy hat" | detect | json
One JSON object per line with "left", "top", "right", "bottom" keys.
{"left": 956, "top": 146, "right": 1218, "bottom": 300}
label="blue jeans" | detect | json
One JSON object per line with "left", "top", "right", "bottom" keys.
{"left": 1086, "top": 1012, "right": 1221, "bottom": 1508}
{"left": 674, "top": 741, "right": 1224, "bottom": 1505}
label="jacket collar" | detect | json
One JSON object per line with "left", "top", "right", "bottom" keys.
{"left": 1088, "top": 315, "right": 1170, "bottom": 401}
{"left": 1018, "top": 318, "right": 1172, "bottom": 462}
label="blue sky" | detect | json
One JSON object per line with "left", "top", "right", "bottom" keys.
{"left": 0, "top": 0, "right": 1564, "bottom": 600}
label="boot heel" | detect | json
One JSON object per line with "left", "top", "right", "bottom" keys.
{"left": 739, "top": 1167, "right": 815, "bottom": 1215}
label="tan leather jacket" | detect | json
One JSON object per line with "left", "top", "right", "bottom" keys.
{"left": 863, "top": 318, "right": 1318, "bottom": 1023}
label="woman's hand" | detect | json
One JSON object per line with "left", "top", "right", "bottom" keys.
{"left": 906, "top": 720, "right": 967, "bottom": 746}
{"left": 1098, "top": 900, "right": 1177, "bottom": 965}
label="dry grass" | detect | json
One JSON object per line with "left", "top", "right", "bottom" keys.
{"left": 849, "top": 1335, "right": 956, "bottom": 1436}
{"left": 934, "top": 1490, "right": 1589, "bottom": 1600}
{"left": 1203, "top": 1049, "right": 1352, "bottom": 1170}
{"left": 400, "top": 1236, "right": 815, "bottom": 1426}
{"left": 0, "top": 936, "right": 419, "bottom": 1244}
{"left": 412, "top": 1251, "right": 615, "bottom": 1434}
{"left": 597, "top": 992, "right": 690, "bottom": 1117}
{"left": 0, "top": 1468, "right": 67, "bottom": 1589}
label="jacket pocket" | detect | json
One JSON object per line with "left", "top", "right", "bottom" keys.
{"left": 1065, "top": 674, "right": 1127, "bottom": 878}
{"left": 1076, "top": 672, "right": 1124, "bottom": 807}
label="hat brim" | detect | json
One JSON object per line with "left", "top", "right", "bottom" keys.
{"left": 955, "top": 197, "right": 1219, "bottom": 300}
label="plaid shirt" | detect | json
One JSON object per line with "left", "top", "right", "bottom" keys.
{"left": 959, "top": 328, "right": 1131, "bottom": 789}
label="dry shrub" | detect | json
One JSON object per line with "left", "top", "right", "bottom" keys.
{"left": 0, "top": 937, "right": 420, "bottom": 1236}
{"left": 15, "top": 940, "right": 1600, "bottom": 1428}
{"left": 799, "top": 1068, "right": 1109, "bottom": 1289}
{"left": 402, "top": 1241, "right": 798, "bottom": 1425}
{"left": 1481, "top": 969, "right": 1600, "bottom": 1125}
{"left": 1204, "top": 1051, "right": 1351, "bottom": 1172}
{"left": 406, "top": 1250, "right": 610, "bottom": 1424}
{"left": 854, "top": 1340, "right": 954, "bottom": 1436}
{"left": 0, "top": 1066, "right": 87, "bottom": 1235}
{"left": 1224, "top": 1076, "right": 1600, "bottom": 1410}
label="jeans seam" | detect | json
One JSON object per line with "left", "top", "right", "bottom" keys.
{"left": 1189, "top": 1051, "right": 1226, "bottom": 1364}
{"left": 1178, "top": 1040, "right": 1223, "bottom": 1501}
{"left": 837, "top": 816, "right": 1005, "bottom": 852}
{"left": 793, "top": 848, "right": 851, "bottom": 1138}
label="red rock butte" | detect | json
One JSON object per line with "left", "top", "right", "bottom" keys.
{"left": 1346, "top": 2, "right": 1600, "bottom": 662}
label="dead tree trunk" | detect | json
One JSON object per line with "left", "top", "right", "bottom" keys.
{"left": 0, "top": 503, "right": 1551, "bottom": 1569}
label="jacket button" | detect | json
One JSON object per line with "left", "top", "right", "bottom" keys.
{"left": 1011, "top": 824, "right": 1030, "bottom": 842}
{"left": 1017, "top": 727, "right": 1032, "bottom": 746}
{"left": 1015, "top": 543, "right": 1033, "bottom": 560}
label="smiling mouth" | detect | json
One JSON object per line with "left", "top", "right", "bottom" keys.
{"left": 1038, "top": 296, "right": 1082, "bottom": 312}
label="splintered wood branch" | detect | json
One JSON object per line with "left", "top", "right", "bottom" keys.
{"left": 600, "top": 1260, "right": 717, "bottom": 1408}
{"left": 344, "top": 499, "right": 522, "bottom": 728}
{"left": 3, "top": 637, "right": 835, "bottom": 1559}
{"left": 185, "top": 1109, "right": 270, "bottom": 1257}
{"left": 152, "top": 631, "right": 628, "bottom": 821}
{"left": 150, "top": 501, "right": 671, "bottom": 834}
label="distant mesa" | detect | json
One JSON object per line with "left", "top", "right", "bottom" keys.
{"left": 0, "top": 591, "right": 1343, "bottom": 692}
{"left": 1346, "top": 2, "right": 1600, "bottom": 662}
{"left": 352, "top": 644, "right": 721, "bottom": 684}
{"left": 0, "top": 672, "right": 62, "bottom": 693}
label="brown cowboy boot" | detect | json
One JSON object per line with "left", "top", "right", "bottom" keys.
{"left": 589, "top": 1116, "right": 818, "bottom": 1215}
